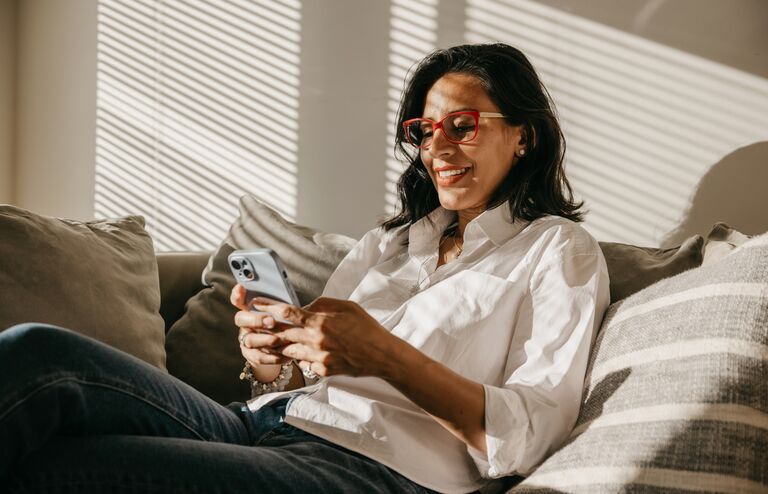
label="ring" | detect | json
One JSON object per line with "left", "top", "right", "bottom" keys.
{"left": 239, "top": 333, "right": 248, "bottom": 348}
{"left": 302, "top": 362, "right": 318, "bottom": 380}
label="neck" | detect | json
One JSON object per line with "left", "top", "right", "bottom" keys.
{"left": 455, "top": 208, "right": 483, "bottom": 238}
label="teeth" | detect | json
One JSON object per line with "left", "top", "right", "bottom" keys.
{"left": 438, "top": 168, "right": 468, "bottom": 178}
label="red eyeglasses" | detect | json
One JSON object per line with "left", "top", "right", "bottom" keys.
{"left": 402, "top": 110, "right": 507, "bottom": 149}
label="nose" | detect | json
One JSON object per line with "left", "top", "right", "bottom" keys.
{"left": 426, "top": 127, "right": 456, "bottom": 159}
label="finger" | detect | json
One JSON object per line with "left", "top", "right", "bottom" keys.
{"left": 297, "top": 359, "right": 329, "bottom": 378}
{"left": 250, "top": 333, "right": 292, "bottom": 355}
{"left": 230, "top": 284, "right": 248, "bottom": 311}
{"left": 280, "top": 342, "right": 328, "bottom": 364}
{"left": 239, "top": 331, "right": 281, "bottom": 350}
{"left": 276, "top": 327, "right": 319, "bottom": 346}
{"left": 252, "top": 299, "right": 315, "bottom": 327}
{"left": 234, "top": 310, "right": 276, "bottom": 330}
{"left": 244, "top": 347, "right": 291, "bottom": 366}
{"left": 249, "top": 296, "right": 282, "bottom": 309}
{"left": 304, "top": 296, "right": 344, "bottom": 312}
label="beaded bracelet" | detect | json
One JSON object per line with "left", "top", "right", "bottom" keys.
{"left": 240, "top": 360, "right": 294, "bottom": 396}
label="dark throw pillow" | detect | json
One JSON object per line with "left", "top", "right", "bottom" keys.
{"left": 598, "top": 235, "right": 704, "bottom": 303}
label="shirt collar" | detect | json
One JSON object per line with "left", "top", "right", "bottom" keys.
{"left": 470, "top": 202, "right": 529, "bottom": 246}
{"left": 407, "top": 202, "right": 529, "bottom": 259}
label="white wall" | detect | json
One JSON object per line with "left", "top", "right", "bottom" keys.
{"left": 15, "top": 0, "right": 98, "bottom": 219}
{"left": 0, "top": 0, "right": 16, "bottom": 204}
{"left": 528, "top": 0, "right": 768, "bottom": 246}
{"left": 537, "top": 0, "right": 768, "bottom": 79}
{"left": 296, "top": 0, "right": 391, "bottom": 237}
{"left": 8, "top": 0, "right": 768, "bottom": 247}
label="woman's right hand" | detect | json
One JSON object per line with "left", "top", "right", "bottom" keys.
{"left": 230, "top": 284, "right": 292, "bottom": 382}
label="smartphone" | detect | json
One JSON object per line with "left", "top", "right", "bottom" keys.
{"left": 228, "top": 249, "right": 300, "bottom": 323}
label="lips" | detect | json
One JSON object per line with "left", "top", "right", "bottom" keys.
{"left": 434, "top": 166, "right": 471, "bottom": 186}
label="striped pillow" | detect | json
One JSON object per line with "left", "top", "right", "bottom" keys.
{"left": 511, "top": 233, "right": 768, "bottom": 493}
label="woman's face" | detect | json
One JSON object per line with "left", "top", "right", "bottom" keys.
{"left": 419, "top": 73, "right": 525, "bottom": 216}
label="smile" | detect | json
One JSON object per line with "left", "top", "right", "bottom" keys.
{"left": 437, "top": 168, "right": 469, "bottom": 178}
{"left": 434, "top": 167, "right": 471, "bottom": 186}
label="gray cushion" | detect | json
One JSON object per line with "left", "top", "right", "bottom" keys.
{"left": 165, "top": 195, "right": 356, "bottom": 404}
{"left": 0, "top": 205, "right": 166, "bottom": 370}
{"left": 511, "top": 233, "right": 768, "bottom": 493}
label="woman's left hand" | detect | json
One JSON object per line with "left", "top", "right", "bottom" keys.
{"left": 251, "top": 297, "right": 399, "bottom": 378}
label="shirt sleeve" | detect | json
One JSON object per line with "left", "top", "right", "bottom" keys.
{"left": 470, "top": 225, "right": 611, "bottom": 478}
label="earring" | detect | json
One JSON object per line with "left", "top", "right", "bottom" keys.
{"left": 517, "top": 148, "right": 526, "bottom": 157}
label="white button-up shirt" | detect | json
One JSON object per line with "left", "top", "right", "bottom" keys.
{"left": 247, "top": 203, "right": 610, "bottom": 493}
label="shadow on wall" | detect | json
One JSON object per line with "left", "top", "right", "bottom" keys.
{"left": 662, "top": 141, "right": 768, "bottom": 248}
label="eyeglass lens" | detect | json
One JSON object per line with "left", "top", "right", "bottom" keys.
{"left": 406, "top": 112, "right": 478, "bottom": 148}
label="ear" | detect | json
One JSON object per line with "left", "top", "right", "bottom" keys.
{"left": 511, "top": 126, "right": 528, "bottom": 157}
{"left": 520, "top": 124, "right": 536, "bottom": 149}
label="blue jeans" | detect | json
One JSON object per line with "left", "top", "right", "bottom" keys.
{"left": 0, "top": 324, "right": 435, "bottom": 493}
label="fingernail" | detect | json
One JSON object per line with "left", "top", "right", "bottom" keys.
{"left": 264, "top": 316, "right": 275, "bottom": 328}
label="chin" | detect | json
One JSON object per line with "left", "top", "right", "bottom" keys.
{"left": 437, "top": 190, "right": 490, "bottom": 214}
{"left": 437, "top": 193, "right": 469, "bottom": 212}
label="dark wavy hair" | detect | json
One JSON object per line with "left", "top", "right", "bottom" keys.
{"left": 381, "top": 43, "right": 584, "bottom": 232}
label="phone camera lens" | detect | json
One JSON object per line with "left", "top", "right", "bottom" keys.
{"left": 243, "top": 269, "right": 254, "bottom": 280}
{"left": 231, "top": 260, "right": 241, "bottom": 270}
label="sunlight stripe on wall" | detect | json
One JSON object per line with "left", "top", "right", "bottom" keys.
{"left": 95, "top": 0, "right": 301, "bottom": 251}
{"left": 384, "top": 0, "right": 439, "bottom": 216}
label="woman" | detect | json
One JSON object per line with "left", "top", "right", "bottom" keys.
{"left": 1, "top": 43, "right": 608, "bottom": 493}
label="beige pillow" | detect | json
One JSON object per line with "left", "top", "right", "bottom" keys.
{"left": 165, "top": 195, "right": 357, "bottom": 404}
{"left": 598, "top": 235, "right": 704, "bottom": 303}
{"left": 0, "top": 205, "right": 166, "bottom": 370}
{"left": 512, "top": 233, "right": 768, "bottom": 493}
{"left": 702, "top": 222, "right": 752, "bottom": 266}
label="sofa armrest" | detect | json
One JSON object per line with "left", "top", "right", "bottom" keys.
{"left": 157, "top": 251, "right": 211, "bottom": 332}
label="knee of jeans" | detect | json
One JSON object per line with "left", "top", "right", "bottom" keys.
{"left": 1, "top": 323, "right": 78, "bottom": 353}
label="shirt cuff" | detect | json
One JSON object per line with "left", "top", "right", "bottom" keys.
{"left": 467, "top": 444, "right": 491, "bottom": 475}
{"left": 469, "top": 384, "right": 540, "bottom": 478}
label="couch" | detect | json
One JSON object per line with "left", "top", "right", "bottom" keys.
{"left": 1, "top": 198, "right": 766, "bottom": 493}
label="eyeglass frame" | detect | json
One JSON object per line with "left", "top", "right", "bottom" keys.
{"left": 402, "top": 110, "right": 508, "bottom": 149}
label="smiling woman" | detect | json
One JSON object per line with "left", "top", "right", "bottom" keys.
{"left": 1, "top": 43, "right": 609, "bottom": 494}
{"left": 416, "top": 73, "right": 524, "bottom": 223}
{"left": 387, "top": 44, "right": 584, "bottom": 235}
{"left": 233, "top": 44, "right": 608, "bottom": 491}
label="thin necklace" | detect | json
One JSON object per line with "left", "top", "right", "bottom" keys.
{"left": 412, "top": 230, "right": 463, "bottom": 293}
{"left": 453, "top": 235, "right": 463, "bottom": 257}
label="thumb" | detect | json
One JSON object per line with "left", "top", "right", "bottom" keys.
{"left": 230, "top": 284, "right": 250, "bottom": 311}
